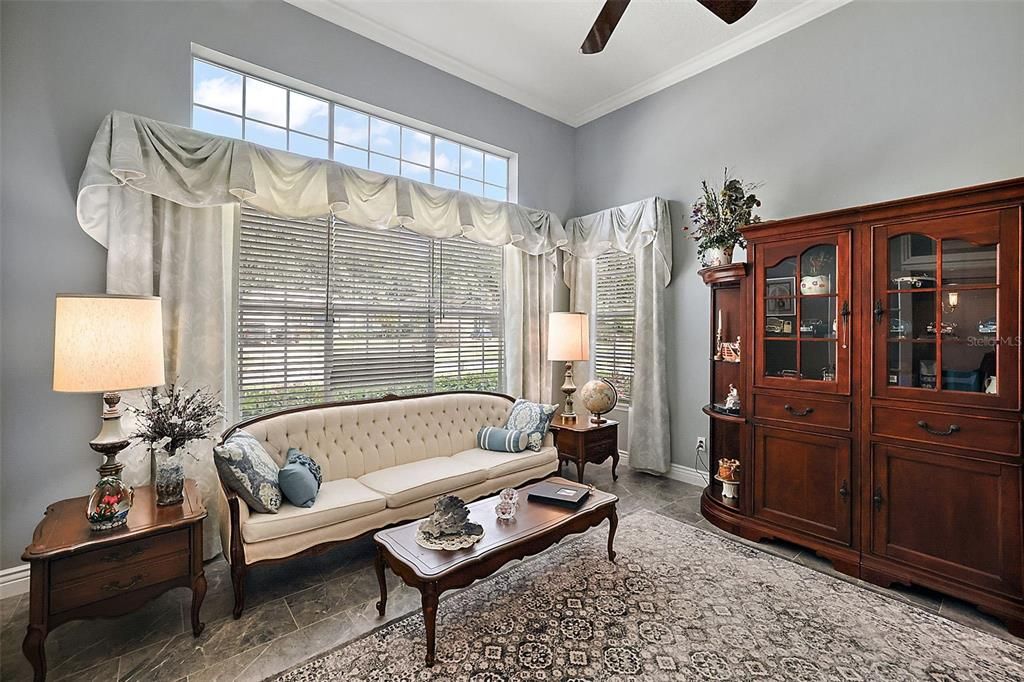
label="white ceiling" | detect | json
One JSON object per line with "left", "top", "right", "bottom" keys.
{"left": 287, "top": 0, "right": 852, "bottom": 127}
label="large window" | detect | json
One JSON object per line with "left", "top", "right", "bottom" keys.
{"left": 594, "top": 250, "right": 636, "bottom": 405}
{"left": 236, "top": 208, "right": 504, "bottom": 417}
{"left": 192, "top": 57, "right": 510, "bottom": 201}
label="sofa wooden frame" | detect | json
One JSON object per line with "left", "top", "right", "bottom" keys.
{"left": 217, "top": 390, "right": 548, "bottom": 619}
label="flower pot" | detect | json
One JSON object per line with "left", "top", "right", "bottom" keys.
{"left": 155, "top": 447, "right": 185, "bottom": 506}
{"left": 800, "top": 275, "right": 831, "bottom": 295}
{"left": 702, "top": 245, "right": 735, "bottom": 267}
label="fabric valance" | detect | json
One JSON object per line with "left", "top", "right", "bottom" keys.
{"left": 562, "top": 196, "right": 672, "bottom": 287}
{"left": 77, "top": 111, "right": 566, "bottom": 256}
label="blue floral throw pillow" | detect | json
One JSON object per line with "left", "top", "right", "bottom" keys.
{"left": 279, "top": 448, "right": 323, "bottom": 508}
{"left": 213, "top": 430, "right": 282, "bottom": 514}
{"left": 504, "top": 399, "right": 558, "bottom": 452}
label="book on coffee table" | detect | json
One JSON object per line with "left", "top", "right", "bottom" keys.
{"left": 527, "top": 480, "right": 592, "bottom": 508}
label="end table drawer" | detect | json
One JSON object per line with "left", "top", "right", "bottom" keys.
{"left": 50, "top": 552, "right": 190, "bottom": 613}
{"left": 51, "top": 529, "right": 189, "bottom": 586}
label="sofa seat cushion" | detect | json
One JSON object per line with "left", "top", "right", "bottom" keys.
{"left": 242, "top": 478, "right": 386, "bottom": 543}
{"left": 451, "top": 446, "right": 558, "bottom": 480}
{"left": 357, "top": 457, "right": 489, "bottom": 508}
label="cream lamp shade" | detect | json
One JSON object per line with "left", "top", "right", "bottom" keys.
{"left": 53, "top": 294, "right": 166, "bottom": 393}
{"left": 547, "top": 312, "right": 590, "bottom": 362}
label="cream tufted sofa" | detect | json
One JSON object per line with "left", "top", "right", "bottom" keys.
{"left": 216, "top": 391, "right": 558, "bottom": 618}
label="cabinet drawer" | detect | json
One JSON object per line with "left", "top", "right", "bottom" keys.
{"left": 51, "top": 529, "right": 189, "bottom": 586}
{"left": 50, "top": 552, "right": 189, "bottom": 614}
{"left": 872, "top": 406, "right": 1020, "bottom": 456}
{"left": 754, "top": 394, "right": 851, "bottom": 431}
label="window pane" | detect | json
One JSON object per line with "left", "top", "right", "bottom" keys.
{"left": 401, "top": 128, "right": 431, "bottom": 165}
{"left": 369, "top": 153, "right": 400, "bottom": 175}
{"left": 461, "top": 146, "right": 484, "bottom": 180}
{"left": 334, "top": 106, "right": 369, "bottom": 149}
{"left": 245, "top": 78, "right": 287, "bottom": 126}
{"left": 435, "top": 138, "right": 460, "bottom": 173}
{"left": 889, "top": 234, "right": 937, "bottom": 289}
{"left": 942, "top": 239, "right": 997, "bottom": 286}
{"left": 483, "top": 184, "right": 507, "bottom": 202}
{"left": 192, "top": 106, "right": 242, "bottom": 138}
{"left": 435, "top": 171, "right": 459, "bottom": 190}
{"left": 289, "top": 131, "right": 328, "bottom": 159}
{"left": 401, "top": 162, "right": 430, "bottom": 183}
{"left": 245, "top": 120, "right": 287, "bottom": 150}
{"left": 595, "top": 250, "right": 635, "bottom": 403}
{"left": 461, "top": 178, "right": 484, "bottom": 196}
{"left": 289, "top": 91, "right": 328, "bottom": 138}
{"left": 335, "top": 144, "right": 368, "bottom": 169}
{"left": 370, "top": 118, "right": 400, "bottom": 154}
{"left": 484, "top": 154, "right": 508, "bottom": 187}
{"left": 193, "top": 61, "right": 242, "bottom": 115}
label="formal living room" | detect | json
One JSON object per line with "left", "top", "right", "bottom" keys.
{"left": 2, "top": 0, "right": 1024, "bottom": 680}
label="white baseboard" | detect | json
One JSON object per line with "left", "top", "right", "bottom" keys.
{"left": 618, "top": 452, "right": 709, "bottom": 489}
{"left": 0, "top": 564, "right": 30, "bottom": 599}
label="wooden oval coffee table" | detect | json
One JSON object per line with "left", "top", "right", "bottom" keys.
{"left": 373, "top": 477, "right": 618, "bottom": 666}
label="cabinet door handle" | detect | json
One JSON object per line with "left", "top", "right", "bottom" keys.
{"left": 873, "top": 299, "right": 884, "bottom": 324}
{"left": 840, "top": 300, "right": 850, "bottom": 350}
{"left": 873, "top": 487, "right": 884, "bottom": 511}
{"left": 784, "top": 404, "right": 815, "bottom": 417}
{"left": 839, "top": 480, "right": 849, "bottom": 500}
{"left": 917, "top": 420, "right": 960, "bottom": 437}
{"left": 103, "top": 574, "right": 144, "bottom": 592}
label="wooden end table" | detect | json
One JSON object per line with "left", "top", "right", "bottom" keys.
{"left": 549, "top": 416, "right": 620, "bottom": 483}
{"left": 373, "top": 478, "right": 618, "bottom": 666}
{"left": 21, "top": 480, "right": 207, "bottom": 681}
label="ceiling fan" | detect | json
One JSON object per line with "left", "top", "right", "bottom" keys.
{"left": 580, "top": 0, "right": 758, "bottom": 54}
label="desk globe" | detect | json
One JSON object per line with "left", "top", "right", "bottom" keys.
{"left": 580, "top": 378, "right": 618, "bottom": 424}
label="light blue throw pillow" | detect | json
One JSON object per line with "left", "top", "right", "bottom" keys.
{"left": 213, "top": 430, "right": 282, "bottom": 514}
{"left": 504, "top": 399, "right": 558, "bottom": 452}
{"left": 278, "top": 448, "right": 322, "bottom": 508}
{"left": 477, "top": 426, "right": 529, "bottom": 453}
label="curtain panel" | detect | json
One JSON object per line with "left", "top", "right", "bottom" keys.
{"left": 76, "top": 111, "right": 567, "bottom": 559}
{"left": 562, "top": 197, "right": 673, "bottom": 475}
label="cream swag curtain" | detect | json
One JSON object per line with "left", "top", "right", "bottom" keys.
{"left": 563, "top": 197, "right": 673, "bottom": 475}
{"left": 76, "top": 111, "right": 567, "bottom": 558}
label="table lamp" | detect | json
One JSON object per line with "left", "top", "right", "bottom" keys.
{"left": 53, "top": 294, "right": 166, "bottom": 530}
{"left": 547, "top": 312, "right": 590, "bottom": 421}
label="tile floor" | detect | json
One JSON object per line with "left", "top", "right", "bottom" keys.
{"left": 0, "top": 464, "right": 1017, "bottom": 681}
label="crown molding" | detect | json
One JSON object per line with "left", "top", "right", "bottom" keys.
{"left": 285, "top": 0, "right": 577, "bottom": 125}
{"left": 570, "top": 0, "right": 854, "bottom": 126}
{"left": 287, "top": 0, "right": 854, "bottom": 128}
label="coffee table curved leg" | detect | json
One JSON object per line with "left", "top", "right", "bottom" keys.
{"left": 422, "top": 583, "right": 439, "bottom": 667}
{"left": 607, "top": 508, "right": 618, "bottom": 562}
{"left": 374, "top": 547, "right": 388, "bottom": 617}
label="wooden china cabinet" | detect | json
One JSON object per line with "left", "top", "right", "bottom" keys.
{"left": 701, "top": 177, "right": 1024, "bottom": 635}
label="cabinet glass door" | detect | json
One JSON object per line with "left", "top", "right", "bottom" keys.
{"left": 873, "top": 208, "right": 1019, "bottom": 408}
{"left": 756, "top": 232, "right": 851, "bottom": 394}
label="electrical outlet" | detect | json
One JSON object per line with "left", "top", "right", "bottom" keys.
{"left": 696, "top": 437, "right": 707, "bottom": 452}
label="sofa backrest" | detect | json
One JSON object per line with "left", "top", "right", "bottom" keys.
{"left": 229, "top": 392, "right": 515, "bottom": 481}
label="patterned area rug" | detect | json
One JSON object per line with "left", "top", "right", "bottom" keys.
{"left": 272, "top": 511, "right": 1024, "bottom": 681}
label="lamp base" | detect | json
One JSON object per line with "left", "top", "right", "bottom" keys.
{"left": 85, "top": 392, "right": 134, "bottom": 531}
{"left": 560, "top": 361, "right": 578, "bottom": 421}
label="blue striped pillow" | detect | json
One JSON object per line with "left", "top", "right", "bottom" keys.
{"left": 477, "top": 426, "right": 529, "bottom": 453}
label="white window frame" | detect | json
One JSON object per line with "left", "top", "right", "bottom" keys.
{"left": 191, "top": 44, "right": 518, "bottom": 203}
{"left": 593, "top": 250, "right": 636, "bottom": 407}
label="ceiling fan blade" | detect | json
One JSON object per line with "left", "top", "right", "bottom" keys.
{"left": 580, "top": 0, "right": 632, "bottom": 54}
{"left": 697, "top": 0, "right": 758, "bottom": 24}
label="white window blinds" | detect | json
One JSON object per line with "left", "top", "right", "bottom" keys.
{"left": 237, "top": 207, "right": 503, "bottom": 417}
{"left": 594, "top": 250, "right": 636, "bottom": 405}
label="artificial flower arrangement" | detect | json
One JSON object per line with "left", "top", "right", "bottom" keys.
{"left": 686, "top": 168, "right": 763, "bottom": 267}
{"left": 130, "top": 383, "right": 221, "bottom": 505}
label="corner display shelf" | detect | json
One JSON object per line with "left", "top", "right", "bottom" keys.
{"left": 698, "top": 263, "right": 748, "bottom": 514}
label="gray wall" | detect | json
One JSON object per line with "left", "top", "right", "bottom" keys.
{"left": 0, "top": 0, "right": 575, "bottom": 569}
{"left": 573, "top": 0, "right": 1024, "bottom": 472}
